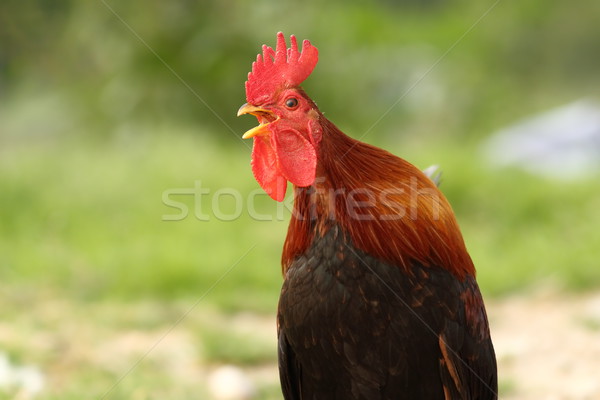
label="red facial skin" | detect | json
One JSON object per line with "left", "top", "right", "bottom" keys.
{"left": 244, "top": 88, "right": 323, "bottom": 202}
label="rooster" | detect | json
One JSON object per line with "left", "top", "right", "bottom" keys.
{"left": 237, "top": 33, "right": 497, "bottom": 400}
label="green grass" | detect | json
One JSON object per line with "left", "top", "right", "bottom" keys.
{"left": 2, "top": 127, "right": 598, "bottom": 309}
{"left": 0, "top": 290, "right": 279, "bottom": 400}
{"left": 0, "top": 127, "right": 288, "bottom": 311}
{"left": 1, "top": 106, "right": 599, "bottom": 399}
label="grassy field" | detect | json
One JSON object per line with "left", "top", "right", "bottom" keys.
{"left": 1, "top": 103, "right": 599, "bottom": 398}
{"left": 3, "top": 120, "right": 599, "bottom": 305}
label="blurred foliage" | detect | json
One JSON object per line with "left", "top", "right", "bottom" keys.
{"left": 2, "top": 0, "right": 600, "bottom": 143}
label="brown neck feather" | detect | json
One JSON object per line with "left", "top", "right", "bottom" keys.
{"left": 282, "top": 118, "right": 475, "bottom": 279}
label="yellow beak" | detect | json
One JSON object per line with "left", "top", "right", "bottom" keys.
{"left": 237, "top": 103, "right": 275, "bottom": 139}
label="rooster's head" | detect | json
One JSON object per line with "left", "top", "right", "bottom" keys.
{"left": 237, "top": 32, "right": 321, "bottom": 201}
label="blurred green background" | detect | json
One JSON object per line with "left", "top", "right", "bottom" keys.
{"left": 1, "top": 1, "right": 600, "bottom": 399}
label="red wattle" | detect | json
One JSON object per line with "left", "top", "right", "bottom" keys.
{"left": 251, "top": 135, "right": 287, "bottom": 201}
{"left": 272, "top": 129, "right": 317, "bottom": 188}
{"left": 251, "top": 129, "right": 317, "bottom": 202}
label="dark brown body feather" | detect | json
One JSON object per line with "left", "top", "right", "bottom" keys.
{"left": 278, "top": 226, "right": 497, "bottom": 399}
{"left": 278, "top": 119, "right": 497, "bottom": 399}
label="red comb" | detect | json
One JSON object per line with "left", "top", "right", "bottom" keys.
{"left": 245, "top": 32, "right": 319, "bottom": 104}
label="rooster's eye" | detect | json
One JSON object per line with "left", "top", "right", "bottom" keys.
{"left": 285, "top": 98, "right": 298, "bottom": 109}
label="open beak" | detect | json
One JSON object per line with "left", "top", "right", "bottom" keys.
{"left": 237, "top": 103, "right": 277, "bottom": 139}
